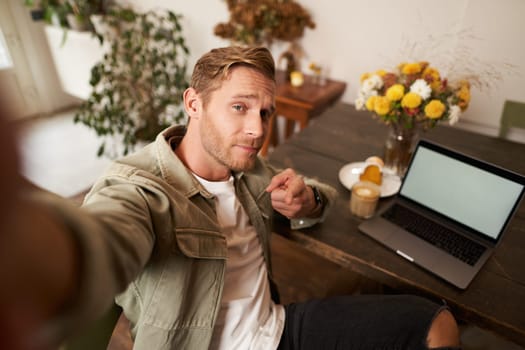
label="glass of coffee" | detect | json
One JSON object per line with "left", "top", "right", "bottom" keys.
{"left": 350, "top": 181, "right": 381, "bottom": 218}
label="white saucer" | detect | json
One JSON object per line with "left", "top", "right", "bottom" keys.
{"left": 338, "top": 162, "right": 401, "bottom": 197}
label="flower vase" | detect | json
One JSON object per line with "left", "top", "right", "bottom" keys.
{"left": 383, "top": 124, "right": 420, "bottom": 178}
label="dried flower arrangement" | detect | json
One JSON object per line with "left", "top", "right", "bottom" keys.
{"left": 214, "top": 0, "right": 315, "bottom": 46}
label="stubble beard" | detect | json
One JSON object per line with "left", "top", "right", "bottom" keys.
{"left": 200, "top": 113, "right": 258, "bottom": 172}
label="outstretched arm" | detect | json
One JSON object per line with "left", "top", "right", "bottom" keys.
{"left": 0, "top": 188, "right": 80, "bottom": 350}
{"left": 0, "top": 100, "right": 79, "bottom": 349}
{"left": 0, "top": 100, "right": 152, "bottom": 349}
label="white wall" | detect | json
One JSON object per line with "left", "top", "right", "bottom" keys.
{"left": 20, "top": 0, "right": 523, "bottom": 139}
{"left": 7, "top": 0, "right": 79, "bottom": 115}
{"left": 129, "top": 0, "right": 525, "bottom": 141}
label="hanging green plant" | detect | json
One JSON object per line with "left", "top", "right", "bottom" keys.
{"left": 74, "top": 7, "right": 190, "bottom": 157}
{"left": 23, "top": 0, "right": 112, "bottom": 32}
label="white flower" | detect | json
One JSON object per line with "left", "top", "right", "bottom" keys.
{"left": 361, "top": 74, "right": 383, "bottom": 94}
{"left": 410, "top": 79, "right": 432, "bottom": 100}
{"left": 156, "top": 84, "right": 166, "bottom": 95}
{"left": 355, "top": 90, "right": 377, "bottom": 110}
{"left": 355, "top": 96, "right": 366, "bottom": 110}
{"left": 448, "top": 105, "right": 461, "bottom": 125}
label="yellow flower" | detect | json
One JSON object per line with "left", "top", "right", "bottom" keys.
{"left": 309, "top": 62, "right": 321, "bottom": 74}
{"left": 424, "top": 100, "right": 446, "bottom": 119}
{"left": 457, "top": 85, "right": 471, "bottom": 110}
{"left": 401, "top": 62, "right": 422, "bottom": 75}
{"left": 365, "top": 95, "right": 377, "bottom": 111}
{"left": 357, "top": 61, "right": 472, "bottom": 128}
{"left": 423, "top": 67, "right": 441, "bottom": 90}
{"left": 401, "top": 92, "right": 422, "bottom": 108}
{"left": 373, "top": 96, "right": 391, "bottom": 115}
{"left": 457, "top": 86, "right": 470, "bottom": 102}
{"left": 360, "top": 72, "right": 371, "bottom": 82}
{"left": 385, "top": 84, "right": 405, "bottom": 101}
{"left": 458, "top": 80, "right": 470, "bottom": 89}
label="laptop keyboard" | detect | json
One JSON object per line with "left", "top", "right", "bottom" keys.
{"left": 382, "top": 204, "right": 486, "bottom": 266}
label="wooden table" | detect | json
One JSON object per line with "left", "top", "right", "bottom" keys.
{"left": 260, "top": 70, "right": 346, "bottom": 156}
{"left": 268, "top": 103, "right": 525, "bottom": 347}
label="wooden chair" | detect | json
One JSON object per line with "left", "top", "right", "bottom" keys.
{"left": 499, "top": 100, "right": 525, "bottom": 139}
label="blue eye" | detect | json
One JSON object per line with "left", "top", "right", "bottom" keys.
{"left": 232, "top": 104, "right": 244, "bottom": 112}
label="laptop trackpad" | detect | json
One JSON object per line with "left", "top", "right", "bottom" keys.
{"left": 360, "top": 218, "right": 440, "bottom": 268}
{"left": 385, "top": 227, "right": 441, "bottom": 266}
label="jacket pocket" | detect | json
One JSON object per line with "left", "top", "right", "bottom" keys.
{"left": 175, "top": 228, "right": 227, "bottom": 259}
{"left": 139, "top": 229, "right": 226, "bottom": 331}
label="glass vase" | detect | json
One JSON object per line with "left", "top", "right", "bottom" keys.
{"left": 383, "top": 124, "right": 420, "bottom": 178}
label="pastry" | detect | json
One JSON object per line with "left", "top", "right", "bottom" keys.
{"left": 359, "top": 156, "right": 384, "bottom": 185}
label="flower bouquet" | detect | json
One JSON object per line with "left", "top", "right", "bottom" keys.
{"left": 355, "top": 61, "right": 471, "bottom": 128}
{"left": 355, "top": 61, "right": 471, "bottom": 176}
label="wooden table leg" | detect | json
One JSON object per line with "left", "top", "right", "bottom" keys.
{"left": 285, "top": 119, "right": 295, "bottom": 139}
{"left": 260, "top": 113, "right": 277, "bottom": 157}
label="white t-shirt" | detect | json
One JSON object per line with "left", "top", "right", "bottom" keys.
{"left": 193, "top": 174, "right": 285, "bottom": 350}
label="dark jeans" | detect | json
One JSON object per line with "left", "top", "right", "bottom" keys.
{"left": 278, "top": 294, "right": 461, "bottom": 350}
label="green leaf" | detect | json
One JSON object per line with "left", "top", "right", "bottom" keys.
{"left": 97, "top": 143, "right": 105, "bottom": 157}
{"left": 77, "top": 7, "right": 189, "bottom": 158}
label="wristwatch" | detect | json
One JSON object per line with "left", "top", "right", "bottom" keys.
{"left": 310, "top": 185, "right": 324, "bottom": 209}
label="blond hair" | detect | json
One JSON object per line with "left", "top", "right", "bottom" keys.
{"left": 190, "top": 46, "right": 275, "bottom": 106}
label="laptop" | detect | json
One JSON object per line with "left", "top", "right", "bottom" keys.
{"left": 358, "top": 139, "right": 525, "bottom": 289}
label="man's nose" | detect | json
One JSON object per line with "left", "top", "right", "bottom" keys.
{"left": 245, "top": 111, "right": 267, "bottom": 138}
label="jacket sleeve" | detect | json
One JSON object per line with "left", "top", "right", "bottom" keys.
{"left": 29, "top": 177, "right": 161, "bottom": 346}
{"left": 261, "top": 158, "right": 339, "bottom": 230}
{"left": 291, "top": 177, "right": 338, "bottom": 230}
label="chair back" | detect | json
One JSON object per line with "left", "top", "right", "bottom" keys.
{"left": 499, "top": 100, "right": 525, "bottom": 139}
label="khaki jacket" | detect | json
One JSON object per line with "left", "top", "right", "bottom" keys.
{"left": 42, "top": 125, "right": 336, "bottom": 349}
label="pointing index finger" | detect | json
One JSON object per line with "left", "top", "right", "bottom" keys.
{"left": 266, "top": 169, "right": 293, "bottom": 192}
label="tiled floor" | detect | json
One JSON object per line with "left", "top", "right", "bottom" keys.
{"left": 17, "top": 111, "right": 524, "bottom": 350}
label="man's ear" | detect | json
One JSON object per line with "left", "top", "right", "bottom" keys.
{"left": 183, "top": 87, "right": 201, "bottom": 119}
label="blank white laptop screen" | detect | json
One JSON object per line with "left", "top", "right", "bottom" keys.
{"left": 400, "top": 146, "right": 524, "bottom": 239}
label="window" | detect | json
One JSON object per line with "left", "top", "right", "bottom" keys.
{"left": 0, "top": 29, "right": 13, "bottom": 70}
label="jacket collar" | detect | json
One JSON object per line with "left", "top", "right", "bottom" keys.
{"left": 156, "top": 125, "right": 214, "bottom": 200}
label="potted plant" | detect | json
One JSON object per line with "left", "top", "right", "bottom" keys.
{"left": 214, "top": 0, "right": 315, "bottom": 46}
{"left": 24, "top": 0, "right": 112, "bottom": 33}
{"left": 73, "top": 7, "right": 190, "bottom": 157}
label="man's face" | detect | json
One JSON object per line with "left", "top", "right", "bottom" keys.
{"left": 199, "top": 66, "right": 275, "bottom": 172}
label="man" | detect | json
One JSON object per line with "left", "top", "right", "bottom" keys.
{"left": 1, "top": 46, "right": 461, "bottom": 350}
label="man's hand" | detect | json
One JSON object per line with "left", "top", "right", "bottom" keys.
{"left": 265, "top": 168, "right": 318, "bottom": 218}
{"left": 0, "top": 98, "right": 78, "bottom": 350}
